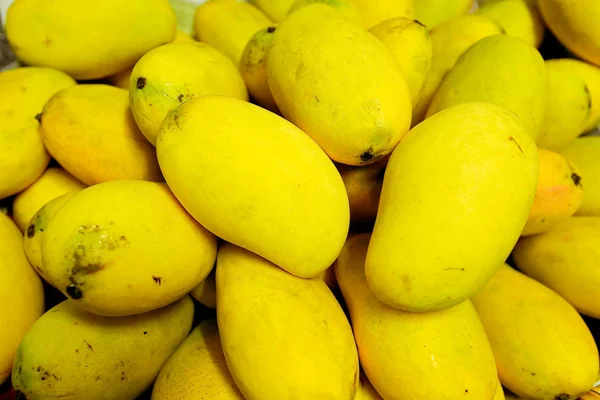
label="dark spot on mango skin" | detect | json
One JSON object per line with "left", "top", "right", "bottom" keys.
{"left": 267, "top": 26, "right": 276, "bottom": 33}
{"left": 26, "top": 224, "right": 35, "bottom": 238}
{"left": 555, "top": 394, "right": 570, "bottom": 400}
{"left": 360, "top": 150, "right": 374, "bottom": 163}
{"left": 83, "top": 340, "right": 94, "bottom": 351}
{"left": 34, "top": 113, "right": 42, "bottom": 123}
{"left": 414, "top": 20, "right": 425, "bottom": 28}
{"left": 136, "top": 77, "right": 146, "bottom": 89}
{"left": 177, "top": 94, "right": 184, "bottom": 102}
{"left": 152, "top": 276, "right": 162, "bottom": 285}
{"left": 508, "top": 136, "right": 524, "bottom": 154}
{"left": 571, "top": 172, "right": 582, "bottom": 186}
{"left": 66, "top": 284, "right": 83, "bottom": 299}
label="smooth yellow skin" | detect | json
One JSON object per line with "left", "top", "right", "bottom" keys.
{"left": 152, "top": 319, "right": 243, "bottom": 400}
{"left": 0, "top": 213, "right": 44, "bottom": 385}
{"left": 427, "top": 35, "right": 546, "bottom": 142}
{"left": 194, "top": 0, "right": 272, "bottom": 65}
{"left": 239, "top": 26, "right": 279, "bottom": 113}
{"left": 190, "top": 268, "right": 217, "bottom": 309}
{"left": 538, "top": 0, "right": 600, "bottom": 67}
{"left": 494, "top": 384, "right": 506, "bottom": 400}
{"left": 370, "top": 18, "right": 432, "bottom": 106}
{"left": 537, "top": 62, "right": 591, "bottom": 151}
{"left": 6, "top": 0, "right": 176, "bottom": 80}
{"left": 251, "top": 0, "right": 295, "bottom": 21}
{"left": 414, "top": 0, "right": 473, "bottom": 29}
{"left": 348, "top": 0, "right": 413, "bottom": 29}
{"left": 514, "top": 217, "right": 600, "bottom": 319}
{"left": 13, "top": 168, "right": 85, "bottom": 232}
{"left": 41, "top": 181, "right": 217, "bottom": 316}
{"left": 522, "top": 149, "right": 583, "bottom": 236}
{"left": 547, "top": 59, "right": 600, "bottom": 132}
{"left": 561, "top": 136, "right": 600, "bottom": 216}
{"left": 476, "top": 0, "right": 544, "bottom": 48}
{"left": 130, "top": 42, "right": 248, "bottom": 146}
{"left": 12, "top": 297, "right": 194, "bottom": 400}
{"left": 412, "top": 15, "right": 503, "bottom": 125}
{"left": 367, "top": 102, "right": 538, "bottom": 312}
{"left": 0, "top": 67, "right": 75, "bottom": 199}
{"left": 472, "top": 264, "right": 599, "bottom": 400}
{"left": 287, "top": 0, "right": 362, "bottom": 25}
{"left": 354, "top": 373, "right": 383, "bottom": 400}
{"left": 157, "top": 96, "right": 349, "bottom": 278}
{"left": 268, "top": 4, "right": 412, "bottom": 166}
{"left": 336, "top": 234, "right": 498, "bottom": 400}
{"left": 338, "top": 160, "right": 386, "bottom": 222}
{"left": 40, "top": 84, "right": 162, "bottom": 185}
{"left": 24, "top": 192, "right": 77, "bottom": 283}
{"left": 217, "top": 243, "right": 359, "bottom": 400}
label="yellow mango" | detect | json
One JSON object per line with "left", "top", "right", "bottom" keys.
{"left": 251, "top": 0, "right": 295, "bottom": 21}
{"left": 239, "top": 26, "right": 279, "bottom": 113}
{"left": 348, "top": 0, "right": 413, "bottom": 29}
{"left": 338, "top": 160, "right": 386, "bottom": 222}
{"left": 537, "top": 61, "right": 591, "bottom": 150}
{"left": 370, "top": 18, "right": 432, "bottom": 106}
{"left": 41, "top": 181, "right": 217, "bottom": 316}
{"left": 190, "top": 268, "right": 217, "bottom": 309}
{"left": 476, "top": 0, "right": 545, "bottom": 47}
{"left": 427, "top": 35, "right": 546, "bottom": 142}
{"left": 514, "top": 217, "right": 600, "bottom": 319}
{"left": 287, "top": 0, "right": 362, "bottom": 25}
{"left": 0, "top": 67, "right": 75, "bottom": 199}
{"left": 24, "top": 192, "right": 78, "bottom": 283}
{"left": 367, "top": 102, "right": 538, "bottom": 312}
{"left": 546, "top": 59, "right": 600, "bottom": 132}
{"left": 194, "top": 0, "right": 272, "bottom": 65}
{"left": 354, "top": 373, "right": 383, "bottom": 400}
{"left": 216, "top": 243, "right": 359, "bottom": 400}
{"left": 414, "top": 0, "right": 474, "bottom": 29}
{"left": 472, "top": 264, "right": 599, "bottom": 400}
{"left": 522, "top": 149, "right": 583, "bottom": 236}
{"left": 494, "top": 384, "right": 506, "bottom": 400}
{"left": 5, "top": 0, "right": 176, "bottom": 80}
{"left": 156, "top": 96, "right": 349, "bottom": 278}
{"left": 581, "top": 388, "right": 600, "bottom": 400}
{"left": 40, "top": 84, "right": 162, "bottom": 185}
{"left": 12, "top": 296, "right": 194, "bottom": 400}
{"left": 319, "top": 263, "right": 339, "bottom": 290}
{"left": 0, "top": 213, "right": 44, "bottom": 385}
{"left": 538, "top": 0, "right": 600, "bottom": 67}
{"left": 152, "top": 319, "right": 244, "bottom": 400}
{"left": 337, "top": 234, "right": 498, "bottom": 400}
{"left": 130, "top": 42, "right": 248, "bottom": 145}
{"left": 561, "top": 136, "right": 600, "bottom": 215}
{"left": 267, "top": 4, "right": 411, "bottom": 165}
{"left": 412, "top": 15, "right": 504, "bottom": 125}
{"left": 13, "top": 167, "right": 85, "bottom": 232}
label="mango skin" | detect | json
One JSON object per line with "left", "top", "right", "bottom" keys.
{"left": 6, "top": 0, "right": 176, "bottom": 80}
{"left": 338, "top": 160, "right": 386, "bottom": 222}
{"left": 472, "top": 265, "right": 599, "bottom": 400}
{"left": 41, "top": 181, "right": 217, "bottom": 316}
{"left": 0, "top": 67, "right": 75, "bottom": 199}
{"left": 414, "top": 0, "right": 473, "bottom": 29}
{"left": 514, "top": 217, "right": 600, "bottom": 319}
{"left": 354, "top": 373, "right": 383, "bottom": 400}
{"left": 0, "top": 213, "right": 44, "bottom": 385}
{"left": 217, "top": 243, "right": 359, "bottom": 400}
{"left": 190, "top": 268, "right": 217, "bottom": 309}
{"left": 476, "top": 0, "right": 545, "bottom": 47}
{"left": 151, "top": 319, "right": 244, "bottom": 400}
{"left": 348, "top": 0, "right": 413, "bottom": 29}
{"left": 157, "top": 96, "right": 349, "bottom": 278}
{"left": 13, "top": 167, "right": 85, "bottom": 232}
{"left": 12, "top": 296, "right": 194, "bottom": 400}
{"left": 130, "top": 42, "right": 248, "bottom": 146}
{"left": 251, "top": 0, "right": 295, "bottom": 21}
{"left": 427, "top": 35, "right": 546, "bottom": 142}
{"left": 367, "top": 102, "right": 538, "bottom": 312}
{"left": 560, "top": 136, "right": 600, "bottom": 216}
{"left": 287, "top": 0, "right": 363, "bottom": 25}
{"left": 337, "top": 234, "right": 498, "bottom": 400}
{"left": 267, "top": 4, "right": 412, "bottom": 166}
{"left": 40, "top": 84, "right": 163, "bottom": 185}
{"left": 522, "top": 149, "right": 583, "bottom": 236}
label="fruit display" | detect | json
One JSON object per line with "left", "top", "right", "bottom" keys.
{"left": 2, "top": 0, "right": 600, "bottom": 399}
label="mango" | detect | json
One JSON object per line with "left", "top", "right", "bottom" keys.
{"left": 494, "top": 384, "right": 506, "bottom": 400}
{"left": 287, "top": 0, "right": 362, "bottom": 25}
{"left": 0, "top": 213, "right": 44, "bottom": 385}
{"left": 476, "top": 0, "right": 545, "bottom": 47}
{"left": 338, "top": 160, "right": 386, "bottom": 222}
{"left": 40, "top": 84, "right": 162, "bottom": 185}
{"left": 514, "top": 217, "right": 600, "bottom": 319}
{"left": 561, "top": 136, "right": 600, "bottom": 215}
{"left": 367, "top": 102, "right": 538, "bottom": 312}
{"left": 354, "top": 373, "right": 383, "bottom": 400}
{"left": 5, "top": 0, "right": 176, "bottom": 80}
{"left": 250, "top": 0, "right": 295, "bottom": 21}
{"left": 414, "top": 0, "right": 473, "bottom": 29}
{"left": 336, "top": 234, "right": 498, "bottom": 400}
{"left": 12, "top": 296, "right": 193, "bottom": 400}
{"left": 156, "top": 96, "right": 349, "bottom": 278}
{"left": 427, "top": 35, "right": 546, "bottom": 141}
{"left": 41, "top": 180, "right": 217, "bottom": 316}
{"left": 472, "top": 264, "right": 599, "bottom": 400}
{"left": 152, "top": 319, "right": 244, "bottom": 400}
{"left": 267, "top": 4, "right": 411, "bottom": 165}
{"left": 348, "top": 0, "right": 413, "bottom": 29}
{"left": 217, "top": 243, "right": 359, "bottom": 400}
{"left": 130, "top": 42, "right": 248, "bottom": 145}
{"left": 0, "top": 67, "right": 75, "bottom": 199}
{"left": 190, "top": 268, "right": 217, "bottom": 309}
{"left": 522, "top": 149, "right": 583, "bottom": 236}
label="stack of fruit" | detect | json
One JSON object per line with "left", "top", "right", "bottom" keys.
{"left": 1, "top": 0, "right": 600, "bottom": 399}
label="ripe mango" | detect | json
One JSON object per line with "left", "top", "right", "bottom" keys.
{"left": 476, "top": 0, "right": 545, "bottom": 47}
{"left": 338, "top": 160, "right": 386, "bottom": 222}
{"left": 348, "top": 0, "right": 413, "bottom": 29}
{"left": 414, "top": 0, "right": 473, "bottom": 29}
{"left": 560, "top": 136, "right": 600, "bottom": 216}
